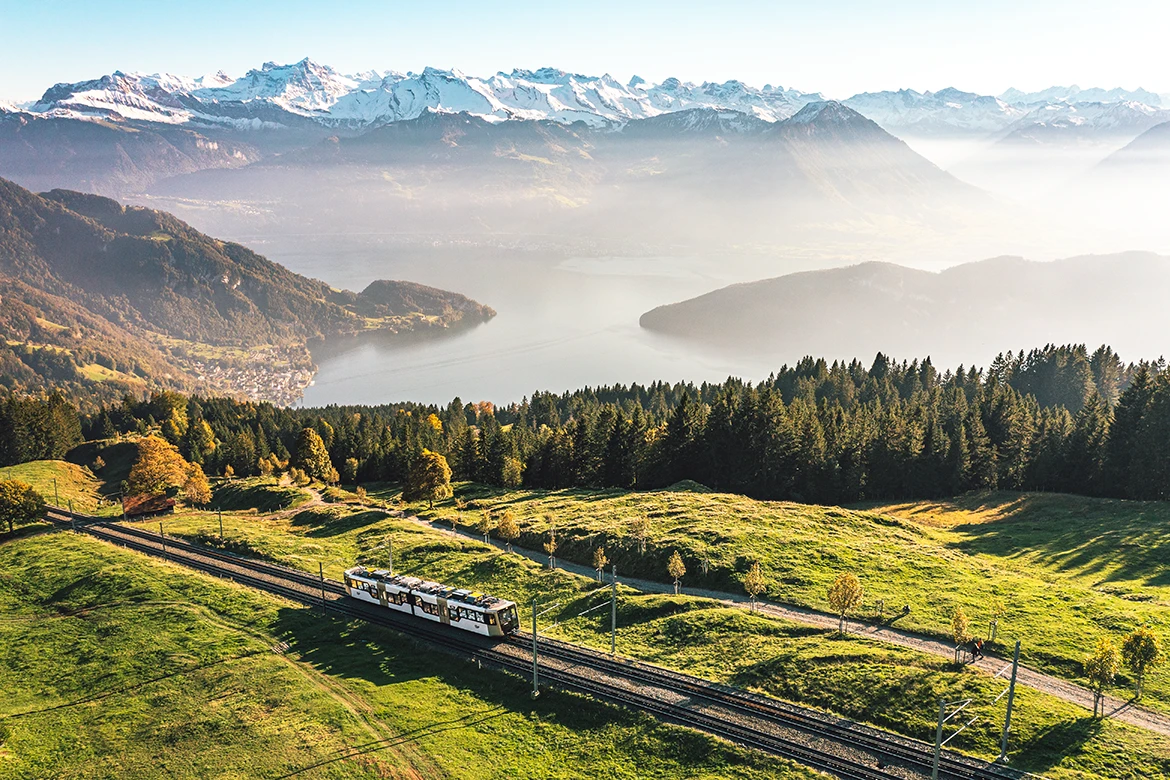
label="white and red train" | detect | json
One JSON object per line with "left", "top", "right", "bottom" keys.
{"left": 344, "top": 566, "right": 520, "bottom": 638}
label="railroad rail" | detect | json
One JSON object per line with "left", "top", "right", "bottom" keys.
{"left": 44, "top": 508, "right": 1028, "bottom": 780}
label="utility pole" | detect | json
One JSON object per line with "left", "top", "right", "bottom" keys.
{"left": 319, "top": 562, "right": 327, "bottom": 616}
{"left": 159, "top": 522, "right": 166, "bottom": 557}
{"left": 387, "top": 536, "right": 393, "bottom": 576}
{"left": 53, "top": 478, "right": 59, "bottom": 508}
{"left": 610, "top": 564, "right": 618, "bottom": 656}
{"left": 932, "top": 698, "right": 945, "bottom": 780}
{"left": 531, "top": 596, "right": 540, "bottom": 698}
{"left": 999, "top": 640, "right": 1021, "bottom": 762}
{"left": 218, "top": 509, "right": 223, "bottom": 539}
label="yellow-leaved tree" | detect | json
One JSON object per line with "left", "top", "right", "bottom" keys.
{"left": 182, "top": 462, "right": 212, "bottom": 507}
{"left": 744, "top": 562, "right": 766, "bottom": 612}
{"left": 667, "top": 550, "right": 686, "bottom": 594}
{"left": 828, "top": 573, "right": 863, "bottom": 634}
{"left": 496, "top": 509, "right": 520, "bottom": 552}
{"left": 404, "top": 449, "right": 452, "bottom": 508}
{"left": 126, "top": 435, "right": 188, "bottom": 496}
{"left": 1084, "top": 637, "right": 1121, "bottom": 717}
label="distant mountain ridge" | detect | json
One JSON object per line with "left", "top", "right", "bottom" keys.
{"left": 143, "top": 103, "right": 984, "bottom": 247}
{"left": 16, "top": 58, "right": 1163, "bottom": 140}
{"left": 0, "top": 177, "right": 494, "bottom": 404}
{"left": 25, "top": 58, "right": 824, "bottom": 129}
{"left": 639, "top": 253, "right": 1170, "bottom": 367}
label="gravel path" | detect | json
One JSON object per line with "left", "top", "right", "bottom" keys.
{"left": 394, "top": 509, "right": 1170, "bottom": 738}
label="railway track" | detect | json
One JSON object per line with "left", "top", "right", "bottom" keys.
{"left": 46, "top": 509, "right": 1026, "bottom": 780}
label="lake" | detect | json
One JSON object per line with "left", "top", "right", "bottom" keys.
{"left": 230, "top": 234, "right": 829, "bottom": 406}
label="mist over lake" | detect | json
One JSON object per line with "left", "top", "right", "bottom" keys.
{"left": 239, "top": 235, "right": 804, "bottom": 405}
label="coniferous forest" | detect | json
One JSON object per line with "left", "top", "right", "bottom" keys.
{"left": 5, "top": 343, "right": 1170, "bottom": 504}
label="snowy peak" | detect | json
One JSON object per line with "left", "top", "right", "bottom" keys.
{"left": 843, "top": 87, "right": 1023, "bottom": 135}
{"left": 1000, "top": 85, "right": 1162, "bottom": 107}
{"left": 194, "top": 57, "right": 358, "bottom": 113}
{"left": 1000, "top": 99, "right": 1170, "bottom": 145}
{"left": 785, "top": 100, "right": 868, "bottom": 126}
{"left": 19, "top": 62, "right": 1170, "bottom": 143}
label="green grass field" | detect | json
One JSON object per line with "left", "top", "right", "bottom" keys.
{"left": 398, "top": 484, "right": 1170, "bottom": 717}
{"left": 0, "top": 460, "right": 120, "bottom": 518}
{"left": 0, "top": 530, "right": 820, "bottom": 780}
{"left": 116, "top": 479, "right": 1169, "bottom": 779}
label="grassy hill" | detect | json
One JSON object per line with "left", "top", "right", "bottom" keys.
{"left": 407, "top": 485, "right": 1170, "bottom": 716}
{"left": 84, "top": 474, "right": 1160, "bottom": 778}
{"left": 10, "top": 457, "right": 1168, "bottom": 776}
{"left": 0, "top": 177, "right": 494, "bottom": 405}
{"left": 0, "top": 530, "right": 818, "bottom": 780}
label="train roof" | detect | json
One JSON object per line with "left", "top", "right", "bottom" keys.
{"left": 345, "top": 566, "right": 514, "bottom": 609}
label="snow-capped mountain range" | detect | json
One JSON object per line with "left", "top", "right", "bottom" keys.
{"left": 9, "top": 57, "right": 1168, "bottom": 144}
{"left": 20, "top": 58, "right": 822, "bottom": 129}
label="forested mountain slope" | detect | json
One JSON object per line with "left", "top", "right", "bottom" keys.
{"left": 0, "top": 177, "right": 494, "bottom": 405}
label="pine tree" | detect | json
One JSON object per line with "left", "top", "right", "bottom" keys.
{"left": 1104, "top": 365, "right": 1153, "bottom": 497}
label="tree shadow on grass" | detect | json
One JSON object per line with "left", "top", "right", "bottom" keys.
{"left": 1012, "top": 716, "right": 1104, "bottom": 774}
{"left": 292, "top": 509, "right": 390, "bottom": 538}
{"left": 943, "top": 493, "right": 1170, "bottom": 588}
{"left": 268, "top": 605, "right": 726, "bottom": 770}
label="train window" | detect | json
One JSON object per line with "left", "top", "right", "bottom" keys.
{"left": 486, "top": 613, "right": 497, "bottom": 625}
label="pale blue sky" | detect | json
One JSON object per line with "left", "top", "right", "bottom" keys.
{"left": 2, "top": 0, "right": 1167, "bottom": 102}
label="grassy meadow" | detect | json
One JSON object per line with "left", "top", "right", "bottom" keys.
{"left": 401, "top": 484, "right": 1170, "bottom": 716}
{"left": 0, "top": 529, "right": 820, "bottom": 780}
{"left": 107, "top": 477, "right": 1169, "bottom": 779}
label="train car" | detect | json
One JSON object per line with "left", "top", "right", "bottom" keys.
{"left": 343, "top": 565, "right": 520, "bottom": 638}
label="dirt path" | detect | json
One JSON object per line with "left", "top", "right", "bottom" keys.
{"left": 390, "top": 507, "right": 1170, "bottom": 738}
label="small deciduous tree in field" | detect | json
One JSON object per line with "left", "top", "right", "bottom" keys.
{"left": 1121, "top": 627, "right": 1162, "bottom": 700}
{"left": 543, "top": 528, "right": 558, "bottom": 569}
{"left": 667, "top": 550, "right": 686, "bottom": 594}
{"left": 629, "top": 516, "right": 650, "bottom": 555}
{"left": 592, "top": 546, "right": 609, "bottom": 582}
{"left": 127, "top": 435, "right": 188, "bottom": 496}
{"left": 182, "top": 463, "right": 211, "bottom": 507}
{"left": 476, "top": 510, "right": 495, "bottom": 543}
{"left": 744, "top": 561, "right": 766, "bottom": 612}
{"left": 497, "top": 509, "right": 520, "bottom": 552}
{"left": 951, "top": 606, "right": 971, "bottom": 646}
{"left": 223, "top": 464, "right": 235, "bottom": 481}
{"left": 0, "top": 479, "right": 45, "bottom": 534}
{"left": 404, "top": 449, "right": 452, "bottom": 509}
{"left": 1085, "top": 637, "right": 1121, "bottom": 717}
{"left": 828, "top": 573, "right": 863, "bottom": 634}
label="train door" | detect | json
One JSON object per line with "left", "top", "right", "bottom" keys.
{"left": 438, "top": 598, "right": 451, "bottom": 626}
{"left": 377, "top": 581, "right": 388, "bottom": 607}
